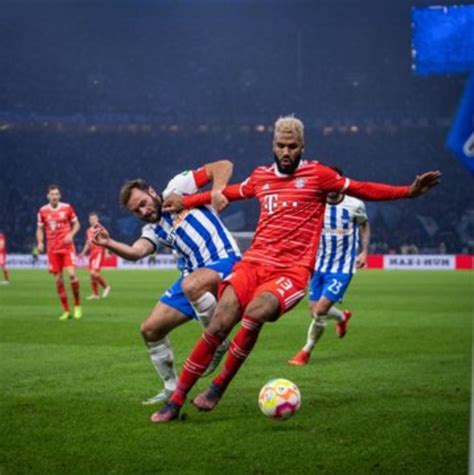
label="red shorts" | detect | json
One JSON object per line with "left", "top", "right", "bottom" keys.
{"left": 0, "top": 253, "right": 6, "bottom": 267}
{"left": 89, "top": 252, "right": 104, "bottom": 271}
{"left": 48, "top": 250, "right": 76, "bottom": 274}
{"left": 219, "top": 260, "right": 311, "bottom": 316}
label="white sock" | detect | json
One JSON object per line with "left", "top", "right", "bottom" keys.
{"left": 327, "top": 306, "right": 344, "bottom": 322}
{"left": 190, "top": 291, "right": 216, "bottom": 328}
{"left": 146, "top": 337, "right": 177, "bottom": 392}
{"left": 302, "top": 314, "right": 327, "bottom": 353}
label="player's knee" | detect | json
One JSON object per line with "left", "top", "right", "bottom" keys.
{"left": 313, "top": 302, "right": 330, "bottom": 317}
{"left": 182, "top": 273, "right": 218, "bottom": 301}
{"left": 245, "top": 296, "right": 279, "bottom": 323}
{"left": 140, "top": 319, "right": 165, "bottom": 341}
{"left": 181, "top": 276, "right": 203, "bottom": 301}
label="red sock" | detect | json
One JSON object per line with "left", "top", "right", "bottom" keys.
{"left": 3, "top": 268, "right": 9, "bottom": 281}
{"left": 56, "top": 282, "right": 70, "bottom": 312}
{"left": 213, "top": 316, "right": 263, "bottom": 391}
{"left": 170, "top": 331, "right": 223, "bottom": 407}
{"left": 96, "top": 275, "right": 107, "bottom": 288}
{"left": 91, "top": 277, "right": 98, "bottom": 295}
{"left": 71, "top": 280, "right": 80, "bottom": 306}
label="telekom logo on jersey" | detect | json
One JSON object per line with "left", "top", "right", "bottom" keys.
{"left": 264, "top": 194, "right": 279, "bottom": 214}
{"left": 263, "top": 194, "right": 299, "bottom": 215}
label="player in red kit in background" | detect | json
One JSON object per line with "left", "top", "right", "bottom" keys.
{"left": 79, "top": 212, "right": 111, "bottom": 300}
{"left": 0, "top": 232, "right": 9, "bottom": 284}
{"left": 154, "top": 115, "right": 441, "bottom": 423}
{"left": 36, "top": 185, "right": 82, "bottom": 320}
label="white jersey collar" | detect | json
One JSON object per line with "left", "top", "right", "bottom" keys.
{"left": 47, "top": 202, "right": 64, "bottom": 211}
{"left": 272, "top": 159, "right": 306, "bottom": 178}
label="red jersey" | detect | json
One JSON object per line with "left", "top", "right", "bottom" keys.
{"left": 37, "top": 202, "right": 78, "bottom": 253}
{"left": 86, "top": 227, "right": 105, "bottom": 256}
{"left": 0, "top": 233, "right": 6, "bottom": 256}
{"left": 183, "top": 160, "right": 410, "bottom": 270}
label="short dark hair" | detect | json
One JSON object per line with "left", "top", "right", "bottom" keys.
{"left": 48, "top": 184, "right": 61, "bottom": 193}
{"left": 119, "top": 178, "right": 150, "bottom": 207}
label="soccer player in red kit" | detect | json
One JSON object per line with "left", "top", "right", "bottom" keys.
{"left": 36, "top": 185, "right": 82, "bottom": 320}
{"left": 154, "top": 116, "right": 441, "bottom": 423}
{"left": 79, "top": 212, "right": 111, "bottom": 300}
{"left": 0, "top": 232, "right": 9, "bottom": 284}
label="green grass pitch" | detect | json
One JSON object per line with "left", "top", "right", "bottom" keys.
{"left": 1, "top": 269, "right": 472, "bottom": 474}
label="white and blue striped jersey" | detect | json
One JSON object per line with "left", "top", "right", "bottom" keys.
{"left": 314, "top": 196, "right": 368, "bottom": 275}
{"left": 141, "top": 170, "right": 241, "bottom": 275}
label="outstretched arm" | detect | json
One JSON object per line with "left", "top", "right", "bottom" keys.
{"left": 407, "top": 171, "right": 442, "bottom": 198}
{"left": 91, "top": 223, "right": 154, "bottom": 261}
{"left": 338, "top": 171, "right": 441, "bottom": 201}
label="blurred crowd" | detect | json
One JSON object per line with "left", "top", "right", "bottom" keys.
{"left": 1, "top": 127, "right": 472, "bottom": 254}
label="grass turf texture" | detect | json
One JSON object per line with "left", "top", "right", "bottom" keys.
{"left": 0, "top": 269, "right": 471, "bottom": 474}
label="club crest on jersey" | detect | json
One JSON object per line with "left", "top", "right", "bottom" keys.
{"left": 59, "top": 212, "right": 66, "bottom": 219}
{"left": 294, "top": 178, "right": 306, "bottom": 189}
{"left": 173, "top": 209, "right": 189, "bottom": 227}
{"left": 262, "top": 183, "right": 271, "bottom": 191}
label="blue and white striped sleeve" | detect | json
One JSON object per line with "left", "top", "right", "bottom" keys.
{"left": 140, "top": 224, "right": 159, "bottom": 251}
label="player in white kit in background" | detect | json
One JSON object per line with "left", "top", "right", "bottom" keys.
{"left": 288, "top": 167, "right": 370, "bottom": 366}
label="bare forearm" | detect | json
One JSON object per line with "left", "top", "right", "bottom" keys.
{"left": 70, "top": 221, "right": 80, "bottom": 238}
{"left": 103, "top": 238, "right": 149, "bottom": 261}
{"left": 36, "top": 228, "right": 44, "bottom": 246}
{"left": 205, "top": 160, "right": 233, "bottom": 191}
{"left": 359, "top": 222, "right": 371, "bottom": 253}
{"left": 80, "top": 241, "right": 90, "bottom": 255}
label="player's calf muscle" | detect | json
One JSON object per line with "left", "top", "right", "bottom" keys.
{"left": 208, "top": 296, "right": 240, "bottom": 338}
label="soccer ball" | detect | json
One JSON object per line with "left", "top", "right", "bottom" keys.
{"left": 258, "top": 378, "right": 301, "bottom": 420}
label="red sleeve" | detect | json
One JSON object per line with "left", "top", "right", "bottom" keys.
{"left": 317, "top": 164, "right": 350, "bottom": 193}
{"left": 68, "top": 205, "right": 78, "bottom": 222}
{"left": 182, "top": 177, "right": 255, "bottom": 209}
{"left": 237, "top": 174, "right": 257, "bottom": 198}
{"left": 192, "top": 167, "right": 210, "bottom": 188}
{"left": 345, "top": 179, "right": 410, "bottom": 201}
{"left": 183, "top": 191, "right": 211, "bottom": 208}
{"left": 37, "top": 209, "right": 44, "bottom": 225}
{"left": 316, "top": 163, "right": 410, "bottom": 201}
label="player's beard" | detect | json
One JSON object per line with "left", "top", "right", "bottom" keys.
{"left": 274, "top": 153, "right": 302, "bottom": 175}
{"left": 143, "top": 197, "right": 162, "bottom": 223}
